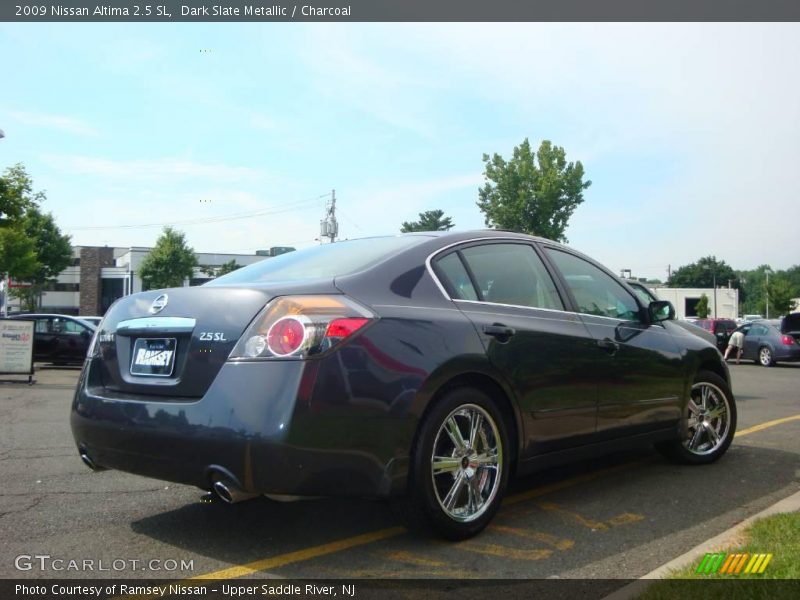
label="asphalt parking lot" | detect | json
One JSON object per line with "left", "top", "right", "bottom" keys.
{"left": 1, "top": 362, "right": 798, "bottom": 581}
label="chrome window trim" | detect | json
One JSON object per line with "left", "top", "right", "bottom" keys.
{"left": 453, "top": 299, "right": 570, "bottom": 317}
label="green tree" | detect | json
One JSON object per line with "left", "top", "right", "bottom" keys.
{"left": 217, "top": 259, "right": 242, "bottom": 276}
{"left": 139, "top": 227, "right": 198, "bottom": 290}
{"left": 668, "top": 256, "right": 738, "bottom": 290}
{"left": 764, "top": 277, "right": 798, "bottom": 317}
{"left": 199, "top": 259, "right": 242, "bottom": 279}
{"left": 695, "top": 293, "right": 709, "bottom": 319}
{"left": 0, "top": 226, "right": 39, "bottom": 281}
{"left": 0, "top": 163, "right": 41, "bottom": 227}
{"left": 477, "top": 139, "right": 591, "bottom": 242}
{"left": 400, "top": 209, "right": 455, "bottom": 233}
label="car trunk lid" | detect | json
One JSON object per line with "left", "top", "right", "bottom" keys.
{"left": 92, "top": 280, "right": 337, "bottom": 398}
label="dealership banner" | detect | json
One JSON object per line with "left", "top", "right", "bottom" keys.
{"left": 3, "top": 579, "right": 800, "bottom": 599}
{"left": 0, "top": 319, "right": 34, "bottom": 378}
{"left": 3, "top": 0, "right": 800, "bottom": 22}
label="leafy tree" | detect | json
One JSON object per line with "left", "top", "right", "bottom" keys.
{"left": 217, "top": 259, "right": 242, "bottom": 276}
{"left": 139, "top": 227, "right": 198, "bottom": 290}
{"left": 0, "top": 163, "right": 41, "bottom": 227}
{"left": 477, "top": 139, "right": 591, "bottom": 242}
{"left": 668, "top": 256, "right": 738, "bottom": 290}
{"left": 764, "top": 277, "right": 798, "bottom": 317}
{"left": 0, "top": 226, "right": 39, "bottom": 281}
{"left": 695, "top": 293, "right": 709, "bottom": 319}
{"left": 400, "top": 209, "right": 455, "bottom": 233}
{"left": 199, "top": 259, "right": 242, "bottom": 278}
{"left": 0, "top": 165, "right": 72, "bottom": 310}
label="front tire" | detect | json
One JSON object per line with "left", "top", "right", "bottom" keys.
{"left": 656, "top": 370, "right": 736, "bottom": 465}
{"left": 398, "top": 387, "right": 510, "bottom": 540}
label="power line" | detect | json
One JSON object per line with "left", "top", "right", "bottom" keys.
{"left": 65, "top": 192, "right": 332, "bottom": 231}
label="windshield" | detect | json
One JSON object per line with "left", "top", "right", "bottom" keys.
{"left": 207, "top": 235, "right": 429, "bottom": 285}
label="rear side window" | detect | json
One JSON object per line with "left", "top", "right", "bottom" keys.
{"left": 435, "top": 252, "right": 478, "bottom": 301}
{"left": 458, "top": 244, "right": 564, "bottom": 310}
{"left": 546, "top": 249, "right": 639, "bottom": 320}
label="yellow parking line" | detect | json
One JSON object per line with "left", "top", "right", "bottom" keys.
{"left": 124, "top": 413, "right": 800, "bottom": 591}
{"left": 385, "top": 550, "right": 446, "bottom": 567}
{"left": 490, "top": 525, "right": 574, "bottom": 550}
{"left": 457, "top": 542, "right": 552, "bottom": 561}
{"left": 537, "top": 502, "right": 609, "bottom": 530}
{"left": 737, "top": 414, "right": 800, "bottom": 437}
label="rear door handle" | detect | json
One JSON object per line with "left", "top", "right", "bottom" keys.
{"left": 483, "top": 324, "right": 516, "bottom": 341}
{"left": 597, "top": 338, "right": 620, "bottom": 354}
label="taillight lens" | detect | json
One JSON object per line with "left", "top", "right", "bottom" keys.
{"left": 781, "top": 335, "right": 795, "bottom": 346}
{"left": 229, "top": 295, "right": 375, "bottom": 360}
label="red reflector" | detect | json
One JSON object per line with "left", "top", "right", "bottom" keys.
{"left": 325, "top": 318, "right": 369, "bottom": 339}
{"left": 781, "top": 335, "right": 795, "bottom": 345}
{"left": 267, "top": 317, "right": 306, "bottom": 356}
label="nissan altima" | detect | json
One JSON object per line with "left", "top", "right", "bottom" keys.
{"left": 71, "top": 231, "right": 736, "bottom": 539}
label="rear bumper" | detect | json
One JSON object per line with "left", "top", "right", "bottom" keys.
{"left": 774, "top": 346, "right": 800, "bottom": 362}
{"left": 71, "top": 359, "right": 409, "bottom": 497}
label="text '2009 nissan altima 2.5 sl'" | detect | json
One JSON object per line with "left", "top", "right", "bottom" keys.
{"left": 71, "top": 231, "right": 736, "bottom": 539}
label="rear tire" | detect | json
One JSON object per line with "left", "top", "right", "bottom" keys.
{"left": 396, "top": 387, "right": 510, "bottom": 540}
{"left": 656, "top": 370, "right": 736, "bottom": 465}
{"left": 758, "top": 346, "right": 775, "bottom": 367}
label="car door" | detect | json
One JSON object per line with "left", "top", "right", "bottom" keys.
{"left": 59, "top": 318, "right": 93, "bottom": 361}
{"left": 432, "top": 241, "right": 600, "bottom": 456}
{"left": 742, "top": 323, "right": 766, "bottom": 360}
{"left": 32, "top": 317, "right": 57, "bottom": 360}
{"left": 542, "top": 247, "right": 684, "bottom": 439}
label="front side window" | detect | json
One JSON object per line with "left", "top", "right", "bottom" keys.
{"left": 546, "top": 249, "right": 640, "bottom": 320}
{"left": 457, "top": 243, "right": 564, "bottom": 310}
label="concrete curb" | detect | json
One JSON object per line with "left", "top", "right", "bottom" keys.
{"left": 603, "top": 488, "right": 800, "bottom": 600}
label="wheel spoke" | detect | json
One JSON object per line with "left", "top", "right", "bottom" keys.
{"left": 707, "top": 404, "right": 727, "bottom": 420}
{"left": 687, "top": 399, "right": 701, "bottom": 416}
{"left": 432, "top": 456, "right": 461, "bottom": 476}
{"left": 467, "top": 475, "right": 484, "bottom": 513}
{"left": 700, "top": 386, "right": 711, "bottom": 410}
{"left": 688, "top": 425, "right": 704, "bottom": 450}
{"left": 443, "top": 471, "right": 466, "bottom": 511}
{"left": 473, "top": 450, "right": 498, "bottom": 466}
{"left": 445, "top": 416, "right": 467, "bottom": 452}
{"left": 705, "top": 422, "right": 721, "bottom": 446}
{"left": 468, "top": 411, "right": 484, "bottom": 449}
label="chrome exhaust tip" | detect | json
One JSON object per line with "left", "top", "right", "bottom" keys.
{"left": 79, "top": 452, "right": 105, "bottom": 471}
{"left": 212, "top": 478, "right": 258, "bottom": 504}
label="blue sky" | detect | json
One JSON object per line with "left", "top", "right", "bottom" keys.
{"left": 1, "top": 23, "right": 798, "bottom": 280}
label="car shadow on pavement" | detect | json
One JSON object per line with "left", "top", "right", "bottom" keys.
{"left": 129, "top": 444, "right": 800, "bottom": 572}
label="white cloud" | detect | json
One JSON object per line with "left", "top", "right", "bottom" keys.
{"left": 9, "top": 110, "right": 101, "bottom": 137}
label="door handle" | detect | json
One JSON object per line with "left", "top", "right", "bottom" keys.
{"left": 483, "top": 324, "right": 516, "bottom": 341}
{"left": 597, "top": 338, "right": 620, "bottom": 354}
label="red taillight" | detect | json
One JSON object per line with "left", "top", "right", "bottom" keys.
{"left": 267, "top": 317, "right": 307, "bottom": 356}
{"left": 781, "top": 335, "right": 795, "bottom": 346}
{"left": 325, "top": 318, "right": 369, "bottom": 339}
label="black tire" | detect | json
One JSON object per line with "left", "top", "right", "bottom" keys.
{"left": 396, "top": 387, "right": 510, "bottom": 540}
{"left": 656, "top": 370, "right": 736, "bottom": 465}
{"left": 758, "top": 346, "right": 776, "bottom": 367}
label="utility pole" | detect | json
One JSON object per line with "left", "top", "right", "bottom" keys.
{"left": 319, "top": 189, "right": 338, "bottom": 244}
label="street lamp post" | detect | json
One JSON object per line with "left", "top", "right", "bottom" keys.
{"left": 765, "top": 269, "right": 772, "bottom": 319}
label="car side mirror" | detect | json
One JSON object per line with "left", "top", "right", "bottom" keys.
{"left": 648, "top": 300, "right": 675, "bottom": 323}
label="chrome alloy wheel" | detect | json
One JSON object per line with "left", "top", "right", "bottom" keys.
{"left": 683, "top": 381, "right": 731, "bottom": 456}
{"left": 759, "top": 347, "right": 773, "bottom": 367}
{"left": 430, "top": 403, "right": 503, "bottom": 523}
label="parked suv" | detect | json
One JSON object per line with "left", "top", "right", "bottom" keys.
{"left": 694, "top": 318, "right": 738, "bottom": 351}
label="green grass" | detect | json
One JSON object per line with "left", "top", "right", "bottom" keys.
{"left": 637, "top": 512, "right": 800, "bottom": 600}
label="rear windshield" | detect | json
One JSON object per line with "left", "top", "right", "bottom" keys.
{"left": 207, "top": 236, "right": 428, "bottom": 285}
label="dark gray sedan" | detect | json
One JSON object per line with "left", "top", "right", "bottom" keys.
{"left": 71, "top": 231, "right": 736, "bottom": 539}
{"left": 736, "top": 315, "right": 800, "bottom": 366}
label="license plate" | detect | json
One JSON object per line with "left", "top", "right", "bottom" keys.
{"left": 130, "top": 338, "right": 177, "bottom": 377}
